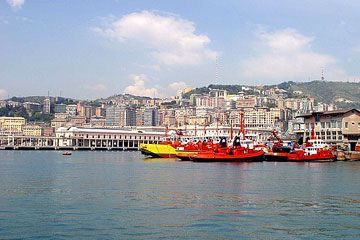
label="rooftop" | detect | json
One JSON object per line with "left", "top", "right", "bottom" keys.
{"left": 296, "top": 108, "right": 360, "bottom": 118}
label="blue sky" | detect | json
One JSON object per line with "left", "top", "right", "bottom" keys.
{"left": 1, "top": 0, "right": 359, "bottom": 99}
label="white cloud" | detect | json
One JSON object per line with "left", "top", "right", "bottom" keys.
{"left": 124, "top": 75, "right": 190, "bottom": 97}
{"left": 0, "top": 89, "right": 7, "bottom": 99}
{"left": 7, "top": 0, "right": 25, "bottom": 10}
{"left": 95, "top": 11, "right": 217, "bottom": 65}
{"left": 168, "top": 81, "right": 188, "bottom": 91}
{"left": 124, "top": 74, "right": 159, "bottom": 97}
{"left": 241, "top": 28, "right": 354, "bottom": 82}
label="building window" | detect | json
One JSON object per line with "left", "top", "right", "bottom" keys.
{"left": 345, "top": 122, "right": 349, "bottom": 128}
{"left": 337, "top": 121, "right": 342, "bottom": 128}
{"left": 326, "top": 122, "right": 331, "bottom": 128}
{"left": 321, "top": 122, "right": 325, "bottom": 128}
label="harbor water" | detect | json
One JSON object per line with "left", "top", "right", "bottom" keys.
{"left": 0, "top": 151, "right": 359, "bottom": 239}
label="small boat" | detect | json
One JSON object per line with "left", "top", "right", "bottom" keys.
{"left": 62, "top": 151, "right": 72, "bottom": 156}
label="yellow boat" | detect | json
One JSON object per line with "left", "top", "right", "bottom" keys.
{"left": 140, "top": 143, "right": 178, "bottom": 158}
{"left": 139, "top": 143, "right": 198, "bottom": 159}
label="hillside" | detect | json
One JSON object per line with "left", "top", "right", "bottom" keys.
{"left": 182, "top": 81, "right": 360, "bottom": 109}
{"left": 288, "top": 81, "right": 360, "bottom": 108}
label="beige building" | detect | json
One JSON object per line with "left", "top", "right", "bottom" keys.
{"left": 187, "top": 116, "right": 209, "bottom": 126}
{"left": 51, "top": 118, "right": 67, "bottom": 129}
{"left": 297, "top": 109, "right": 360, "bottom": 150}
{"left": 0, "top": 117, "right": 26, "bottom": 134}
{"left": 23, "top": 125, "right": 43, "bottom": 136}
{"left": 229, "top": 108, "right": 284, "bottom": 130}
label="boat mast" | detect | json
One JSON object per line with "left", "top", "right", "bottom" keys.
{"left": 216, "top": 112, "right": 219, "bottom": 137}
{"left": 165, "top": 125, "right": 168, "bottom": 138}
{"left": 194, "top": 121, "right": 197, "bottom": 137}
{"left": 239, "top": 111, "right": 245, "bottom": 140}
{"left": 310, "top": 113, "right": 316, "bottom": 140}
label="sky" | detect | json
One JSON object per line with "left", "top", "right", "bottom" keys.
{"left": 1, "top": 0, "right": 359, "bottom": 99}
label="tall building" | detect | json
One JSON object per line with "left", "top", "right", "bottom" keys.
{"left": 84, "top": 106, "right": 93, "bottom": 122}
{"left": 95, "top": 107, "right": 106, "bottom": 117}
{"left": 105, "top": 106, "right": 136, "bottom": 127}
{"left": 143, "top": 107, "right": 159, "bottom": 126}
{"left": 124, "top": 108, "right": 136, "bottom": 126}
{"left": 43, "top": 97, "right": 51, "bottom": 114}
{"left": 66, "top": 104, "right": 77, "bottom": 117}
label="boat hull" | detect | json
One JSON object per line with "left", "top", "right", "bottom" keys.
{"left": 140, "top": 143, "right": 199, "bottom": 159}
{"left": 140, "top": 143, "right": 177, "bottom": 158}
{"left": 191, "top": 150, "right": 264, "bottom": 162}
{"left": 264, "top": 152, "right": 290, "bottom": 162}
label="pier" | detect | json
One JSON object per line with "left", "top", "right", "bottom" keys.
{"left": 0, "top": 127, "right": 163, "bottom": 151}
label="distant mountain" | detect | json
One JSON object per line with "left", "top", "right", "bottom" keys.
{"left": 182, "top": 80, "right": 360, "bottom": 109}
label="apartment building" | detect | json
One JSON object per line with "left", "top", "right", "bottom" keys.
{"left": 23, "top": 125, "right": 43, "bottom": 136}
{"left": 0, "top": 117, "right": 26, "bottom": 134}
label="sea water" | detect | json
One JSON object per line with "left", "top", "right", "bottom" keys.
{"left": 0, "top": 151, "right": 359, "bottom": 239}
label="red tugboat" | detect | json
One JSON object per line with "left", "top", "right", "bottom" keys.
{"left": 287, "top": 138, "right": 335, "bottom": 162}
{"left": 190, "top": 136, "right": 264, "bottom": 162}
{"left": 175, "top": 139, "right": 220, "bottom": 161}
{"left": 190, "top": 113, "right": 264, "bottom": 162}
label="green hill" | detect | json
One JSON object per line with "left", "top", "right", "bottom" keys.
{"left": 288, "top": 81, "right": 360, "bottom": 108}
{"left": 183, "top": 81, "right": 360, "bottom": 109}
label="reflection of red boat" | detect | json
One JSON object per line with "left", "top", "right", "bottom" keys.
{"left": 190, "top": 147, "right": 264, "bottom": 162}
